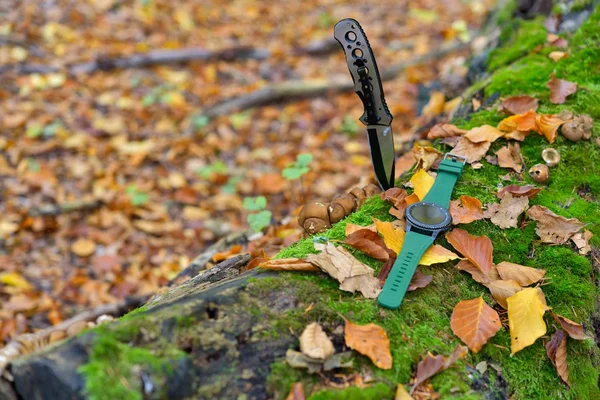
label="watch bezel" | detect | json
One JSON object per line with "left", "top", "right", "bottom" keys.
{"left": 405, "top": 202, "right": 452, "bottom": 233}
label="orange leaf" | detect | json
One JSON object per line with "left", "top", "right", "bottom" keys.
{"left": 553, "top": 314, "right": 587, "bottom": 340}
{"left": 344, "top": 320, "right": 392, "bottom": 369}
{"left": 410, "top": 345, "right": 468, "bottom": 394}
{"left": 534, "top": 114, "right": 565, "bottom": 143}
{"left": 495, "top": 261, "right": 545, "bottom": 286}
{"left": 445, "top": 229, "right": 493, "bottom": 276}
{"left": 464, "top": 125, "right": 504, "bottom": 143}
{"left": 501, "top": 95, "right": 539, "bottom": 115}
{"left": 503, "top": 130, "right": 528, "bottom": 141}
{"left": 498, "top": 110, "right": 538, "bottom": 132}
{"left": 495, "top": 143, "right": 523, "bottom": 173}
{"left": 71, "top": 238, "right": 96, "bottom": 257}
{"left": 344, "top": 229, "right": 392, "bottom": 262}
{"left": 497, "top": 184, "right": 540, "bottom": 199}
{"left": 345, "top": 223, "right": 376, "bottom": 236}
{"left": 487, "top": 279, "right": 522, "bottom": 309}
{"left": 285, "top": 383, "right": 305, "bottom": 400}
{"left": 545, "top": 330, "right": 569, "bottom": 385}
{"left": 450, "top": 297, "right": 502, "bottom": 352}
{"left": 547, "top": 74, "right": 577, "bottom": 104}
{"left": 449, "top": 195, "right": 484, "bottom": 225}
{"left": 427, "top": 123, "right": 467, "bottom": 139}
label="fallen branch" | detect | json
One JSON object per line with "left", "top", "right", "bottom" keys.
{"left": 28, "top": 199, "right": 102, "bottom": 217}
{"left": 200, "top": 39, "right": 471, "bottom": 118}
{"left": 2, "top": 46, "right": 270, "bottom": 76}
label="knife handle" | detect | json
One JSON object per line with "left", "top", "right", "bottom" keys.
{"left": 334, "top": 18, "right": 392, "bottom": 126}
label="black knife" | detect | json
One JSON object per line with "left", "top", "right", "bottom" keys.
{"left": 334, "top": 18, "right": 396, "bottom": 190}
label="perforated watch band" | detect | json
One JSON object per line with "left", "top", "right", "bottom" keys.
{"left": 378, "top": 231, "right": 433, "bottom": 309}
{"left": 422, "top": 155, "right": 466, "bottom": 208}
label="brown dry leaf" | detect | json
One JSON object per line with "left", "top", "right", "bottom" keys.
{"left": 422, "top": 91, "right": 446, "bottom": 117}
{"left": 547, "top": 74, "right": 577, "bottom": 104}
{"left": 446, "top": 229, "right": 493, "bottom": 276}
{"left": 455, "top": 259, "right": 494, "bottom": 285}
{"left": 553, "top": 314, "right": 587, "bottom": 340}
{"left": 498, "top": 110, "right": 538, "bottom": 132}
{"left": 507, "top": 287, "right": 547, "bottom": 354}
{"left": 526, "top": 205, "right": 585, "bottom": 244}
{"left": 71, "top": 239, "right": 96, "bottom": 257}
{"left": 501, "top": 95, "right": 539, "bottom": 115}
{"left": 378, "top": 258, "right": 395, "bottom": 284}
{"left": 548, "top": 51, "right": 568, "bottom": 62}
{"left": 133, "top": 220, "right": 181, "bottom": 234}
{"left": 299, "top": 322, "right": 335, "bottom": 360}
{"left": 344, "top": 229, "right": 391, "bottom": 262}
{"left": 412, "top": 145, "right": 443, "bottom": 171}
{"left": 450, "top": 137, "right": 491, "bottom": 164}
{"left": 571, "top": 229, "right": 593, "bottom": 255}
{"left": 546, "top": 330, "right": 569, "bottom": 385}
{"left": 496, "top": 261, "right": 545, "bottom": 287}
{"left": 339, "top": 274, "right": 382, "bottom": 299}
{"left": 496, "top": 143, "right": 523, "bottom": 173}
{"left": 534, "top": 114, "right": 565, "bottom": 143}
{"left": 449, "top": 195, "right": 484, "bottom": 225}
{"left": 395, "top": 385, "right": 414, "bottom": 400}
{"left": 489, "top": 193, "right": 529, "bottom": 229}
{"left": 410, "top": 345, "right": 468, "bottom": 394}
{"left": 450, "top": 297, "right": 502, "bottom": 353}
{"left": 503, "top": 130, "right": 528, "bottom": 141}
{"left": 285, "top": 382, "right": 305, "bottom": 400}
{"left": 381, "top": 188, "right": 408, "bottom": 207}
{"left": 427, "top": 123, "right": 467, "bottom": 139}
{"left": 488, "top": 279, "right": 523, "bottom": 309}
{"left": 258, "top": 258, "right": 319, "bottom": 272}
{"left": 345, "top": 223, "right": 376, "bottom": 236}
{"left": 464, "top": 125, "right": 504, "bottom": 143}
{"left": 344, "top": 320, "right": 392, "bottom": 370}
{"left": 407, "top": 269, "right": 433, "bottom": 291}
{"left": 410, "top": 169, "right": 435, "bottom": 200}
{"left": 497, "top": 184, "right": 541, "bottom": 199}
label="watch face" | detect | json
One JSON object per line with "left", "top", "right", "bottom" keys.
{"left": 405, "top": 202, "right": 452, "bottom": 231}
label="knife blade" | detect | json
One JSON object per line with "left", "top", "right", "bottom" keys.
{"left": 334, "top": 18, "right": 395, "bottom": 190}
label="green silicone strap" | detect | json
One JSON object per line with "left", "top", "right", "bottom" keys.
{"left": 378, "top": 231, "right": 434, "bottom": 309}
{"left": 422, "top": 158, "right": 465, "bottom": 208}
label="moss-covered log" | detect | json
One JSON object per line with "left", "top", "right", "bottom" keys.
{"left": 6, "top": 3, "right": 600, "bottom": 400}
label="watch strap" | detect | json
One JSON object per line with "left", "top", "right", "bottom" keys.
{"left": 378, "top": 231, "right": 434, "bottom": 309}
{"left": 422, "top": 156, "right": 466, "bottom": 208}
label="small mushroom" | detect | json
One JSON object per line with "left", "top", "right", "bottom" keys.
{"left": 541, "top": 148, "right": 560, "bottom": 167}
{"left": 529, "top": 164, "right": 550, "bottom": 184}
{"left": 363, "top": 183, "right": 381, "bottom": 197}
{"left": 297, "top": 202, "right": 330, "bottom": 228}
{"left": 327, "top": 203, "right": 346, "bottom": 224}
{"left": 349, "top": 187, "right": 367, "bottom": 207}
{"left": 561, "top": 114, "right": 593, "bottom": 142}
{"left": 331, "top": 194, "right": 357, "bottom": 215}
{"left": 557, "top": 109, "right": 574, "bottom": 121}
{"left": 304, "top": 218, "right": 330, "bottom": 235}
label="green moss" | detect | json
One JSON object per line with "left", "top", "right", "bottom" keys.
{"left": 488, "top": 18, "right": 548, "bottom": 71}
{"left": 309, "top": 383, "right": 393, "bottom": 400}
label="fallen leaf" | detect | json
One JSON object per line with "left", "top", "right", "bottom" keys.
{"left": 446, "top": 229, "right": 493, "bottom": 276}
{"left": 489, "top": 193, "right": 529, "bottom": 229}
{"left": 410, "top": 169, "right": 435, "bottom": 200}
{"left": 545, "top": 330, "right": 569, "bottom": 385}
{"left": 497, "top": 184, "right": 541, "bottom": 199}
{"left": 299, "top": 322, "right": 335, "bottom": 360}
{"left": 381, "top": 188, "right": 409, "bottom": 207}
{"left": 339, "top": 273, "right": 382, "bottom": 298}
{"left": 488, "top": 279, "right": 522, "bottom": 309}
{"left": 307, "top": 243, "right": 374, "bottom": 283}
{"left": 285, "top": 383, "right": 305, "bottom": 400}
{"left": 450, "top": 297, "right": 502, "bottom": 352}
{"left": 258, "top": 258, "right": 319, "bottom": 271}
{"left": 0, "top": 271, "right": 33, "bottom": 290}
{"left": 475, "top": 361, "right": 488, "bottom": 374}
{"left": 345, "top": 223, "right": 376, "bottom": 236}
{"left": 507, "top": 287, "right": 547, "bottom": 354}
{"left": 464, "top": 125, "right": 504, "bottom": 143}
{"left": 534, "top": 114, "right": 564, "bottom": 143}
{"left": 395, "top": 151, "right": 418, "bottom": 178}
{"left": 526, "top": 205, "right": 585, "bottom": 244}
{"left": 286, "top": 349, "right": 324, "bottom": 373}
{"left": 322, "top": 351, "right": 353, "bottom": 371}
{"left": 395, "top": 385, "right": 414, "bottom": 400}
{"left": 503, "top": 130, "right": 528, "bottom": 141}
{"left": 456, "top": 259, "right": 492, "bottom": 284}
{"left": 449, "top": 195, "right": 484, "bottom": 225}
{"left": 407, "top": 269, "right": 433, "bottom": 291}
{"left": 498, "top": 110, "right": 538, "bottom": 132}
{"left": 378, "top": 258, "right": 395, "bottom": 284}
{"left": 501, "top": 95, "right": 539, "bottom": 115}
{"left": 427, "top": 123, "right": 467, "bottom": 139}
{"left": 411, "top": 345, "right": 468, "bottom": 394}
{"left": 422, "top": 91, "right": 446, "bottom": 117}
{"left": 553, "top": 314, "right": 587, "bottom": 340}
{"left": 450, "top": 137, "right": 491, "bottom": 163}
{"left": 495, "top": 261, "right": 545, "bottom": 286}
{"left": 571, "top": 229, "right": 593, "bottom": 255}
{"left": 547, "top": 34, "right": 568, "bottom": 47}
{"left": 412, "top": 146, "right": 443, "bottom": 172}
{"left": 71, "top": 238, "right": 96, "bottom": 257}
{"left": 133, "top": 220, "right": 181, "bottom": 234}
{"left": 547, "top": 74, "right": 577, "bottom": 104}
{"left": 344, "top": 229, "right": 391, "bottom": 262}
{"left": 344, "top": 320, "right": 392, "bottom": 369}
{"left": 496, "top": 143, "right": 523, "bottom": 173}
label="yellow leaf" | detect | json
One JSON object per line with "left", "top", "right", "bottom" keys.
{"left": 410, "top": 169, "right": 435, "bottom": 200}
{"left": 395, "top": 385, "right": 414, "bottom": 400}
{"left": 464, "top": 125, "right": 504, "bottom": 143}
{"left": 419, "top": 245, "right": 460, "bottom": 266}
{"left": 507, "top": 287, "right": 547, "bottom": 354}
{"left": 0, "top": 271, "right": 33, "bottom": 290}
{"left": 71, "top": 238, "right": 96, "bottom": 257}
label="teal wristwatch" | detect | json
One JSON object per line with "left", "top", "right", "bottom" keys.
{"left": 378, "top": 153, "right": 466, "bottom": 309}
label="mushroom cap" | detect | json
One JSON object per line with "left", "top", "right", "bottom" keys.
{"left": 363, "top": 184, "right": 381, "bottom": 197}
{"left": 580, "top": 114, "right": 594, "bottom": 139}
{"left": 349, "top": 187, "right": 367, "bottom": 207}
{"left": 328, "top": 203, "right": 346, "bottom": 224}
{"left": 561, "top": 120, "right": 584, "bottom": 142}
{"left": 297, "top": 202, "right": 330, "bottom": 226}
{"left": 303, "top": 217, "right": 330, "bottom": 235}
{"left": 558, "top": 109, "right": 574, "bottom": 121}
{"left": 332, "top": 194, "right": 357, "bottom": 215}
{"left": 541, "top": 148, "right": 560, "bottom": 167}
{"left": 529, "top": 163, "right": 550, "bottom": 183}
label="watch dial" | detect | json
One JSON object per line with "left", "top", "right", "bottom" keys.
{"left": 408, "top": 203, "right": 447, "bottom": 225}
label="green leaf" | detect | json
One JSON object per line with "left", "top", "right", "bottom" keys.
{"left": 282, "top": 166, "right": 309, "bottom": 180}
{"left": 229, "top": 112, "right": 250, "bottom": 130}
{"left": 341, "top": 116, "right": 359, "bottom": 136}
{"left": 192, "top": 115, "right": 210, "bottom": 130}
{"left": 26, "top": 124, "right": 43, "bottom": 139}
{"left": 27, "top": 159, "right": 40, "bottom": 172}
{"left": 222, "top": 176, "right": 242, "bottom": 194}
{"left": 247, "top": 210, "right": 272, "bottom": 232}
{"left": 296, "top": 153, "right": 313, "bottom": 167}
{"left": 196, "top": 160, "right": 228, "bottom": 179}
{"left": 142, "top": 93, "right": 157, "bottom": 107}
{"left": 318, "top": 12, "right": 334, "bottom": 29}
{"left": 43, "top": 121, "right": 61, "bottom": 137}
{"left": 243, "top": 196, "right": 267, "bottom": 211}
{"left": 126, "top": 184, "right": 149, "bottom": 206}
